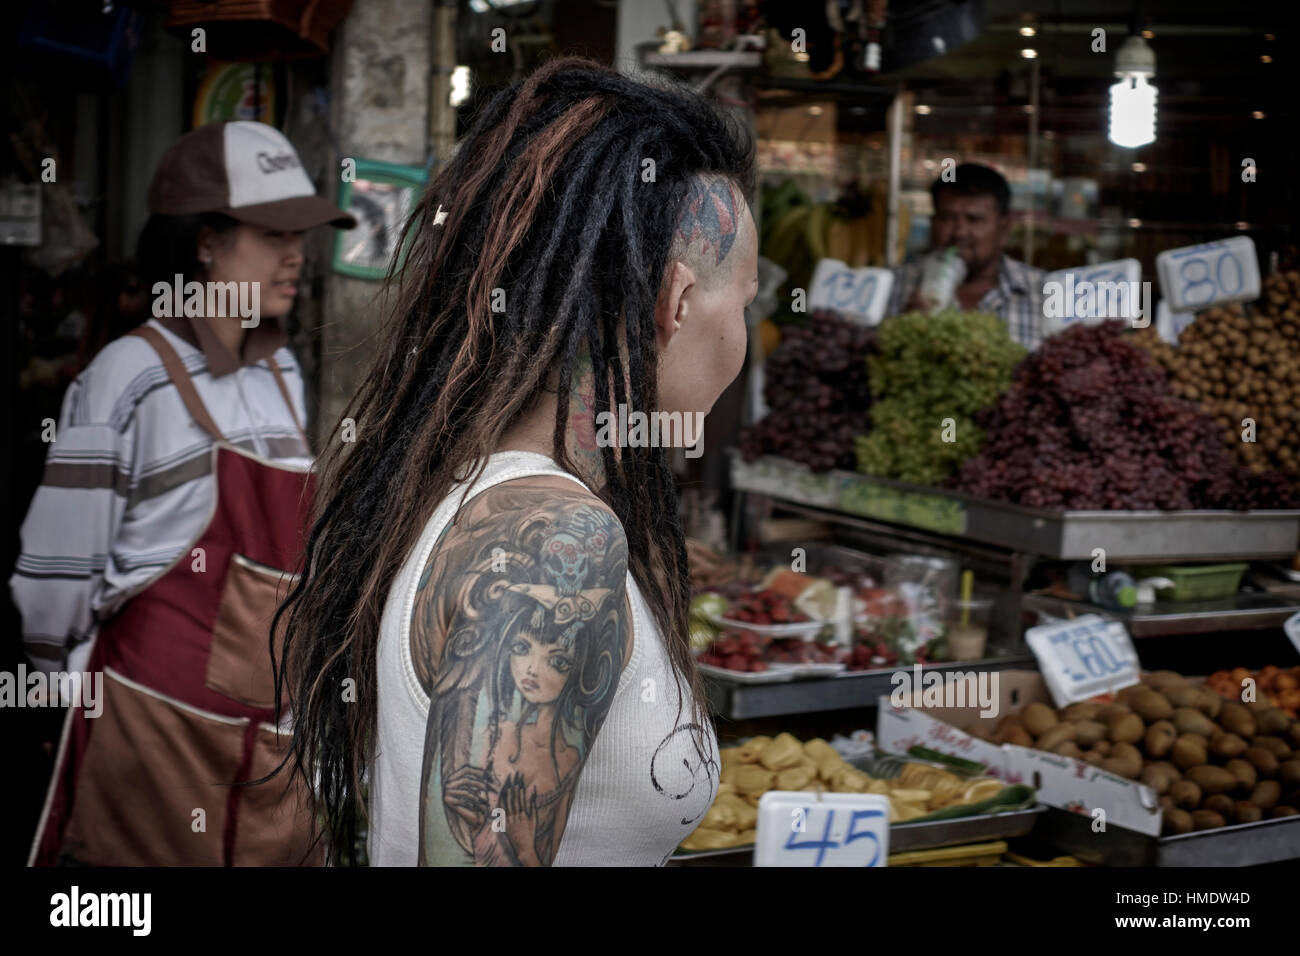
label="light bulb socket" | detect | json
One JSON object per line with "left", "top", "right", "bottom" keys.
{"left": 1115, "top": 34, "right": 1156, "bottom": 77}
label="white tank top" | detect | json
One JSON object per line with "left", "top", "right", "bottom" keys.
{"left": 368, "top": 451, "right": 718, "bottom": 866}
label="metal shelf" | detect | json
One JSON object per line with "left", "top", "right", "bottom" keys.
{"left": 642, "top": 51, "right": 763, "bottom": 70}
{"left": 703, "top": 654, "right": 1038, "bottom": 720}
{"left": 1021, "top": 592, "right": 1300, "bottom": 638}
{"left": 731, "top": 452, "right": 1300, "bottom": 562}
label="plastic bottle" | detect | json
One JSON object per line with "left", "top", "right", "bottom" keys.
{"left": 1066, "top": 564, "right": 1138, "bottom": 610}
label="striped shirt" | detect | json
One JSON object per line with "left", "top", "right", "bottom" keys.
{"left": 886, "top": 253, "right": 1048, "bottom": 349}
{"left": 11, "top": 317, "right": 312, "bottom": 673}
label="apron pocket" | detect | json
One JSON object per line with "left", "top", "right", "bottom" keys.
{"left": 207, "top": 553, "right": 296, "bottom": 709}
{"left": 230, "top": 722, "right": 325, "bottom": 867}
{"left": 61, "top": 669, "right": 244, "bottom": 866}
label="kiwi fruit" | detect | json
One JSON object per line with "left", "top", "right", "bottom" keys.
{"left": 1172, "top": 707, "right": 1217, "bottom": 738}
{"left": 1144, "top": 720, "right": 1176, "bottom": 758}
{"left": 1270, "top": 806, "right": 1298, "bottom": 818}
{"left": 1224, "top": 758, "right": 1257, "bottom": 792}
{"left": 1139, "top": 764, "right": 1176, "bottom": 794}
{"left": 1108, "top": 712, "right": 1145, "bottom": 745}
{"left": 1250, "top": 736, "right": 1293, "bottom": 760}
{"left": 1052, "top": 740, "right": 1083, "bottom": 758}
{"left": 1186, "top": 765, "right": 1237, "bottom": 795}
{"left": 1287, "top": 723, "right": 1300, "bottom": 748}
{"left": 1171, "top": 780, "right": 1202, "bottom": 811}
{"left": 1244, "top": 747, "right": 1279, "bottom": 777}
{"left": 1021, "top": 703, "right": 1058, "bottom": 737}
{"left": 1171, "top": 734, "right": 1208, "bottom": 770}
{"left": 1278, "top": 760, "right": 1300, "bottom": 790}
{"left": 1203, "top": 793, "right": 1235, "bottom": 817}
{"left": 1219, "top": 701, "right": 1257, "bottom": 739}
{"left": 1250, "top": 780, "right": 1281, "bottom": 809}
{"left": 1082, "top": 748, "right": 1107, "bottom": 766}
{"left": 1130, "top": 689, "right": 1174, "bottom": 722}
{"left": 1035, "top": 723, "right": 1076, "bottom": 752}
{"left": 1195, "top": 688, "right": 1223, "bottom": 720}
{"left": 1210, "top": 733, "right": 1247, "bottom": 759}
{"left": 1234, "top": 801, "right": 1263, "bottom": 824}
{"left": 1101, "top": 742, "right": 1142, "bottom": 779}
{"left": 1165, "top": 685, "right": 1203, "bottom": 710}
{"left": 1144, "top": 670, "right": 1187, "bottom": 692}
{"left": 1159, "top": 793, "right": 1175, "bottom": 813}
{"left": 1004, "top": 726, "right": 1034, "bottom": 748}
{"left": 1149, "top": 760, "right": 1182, "bottom": 784}
{"left": 1074, "top": 720, "right": 1107, "bottom": 747}
{"left": 1062, "top": 702, "right": 1101, "bottom": 722}
{"left": 1097, "top": 702, "right": 1134, "bottom": 723}
{"left": 1162, "top": 808, "right": 1194, "bottom": 835}
{"left": 1091, "top": 740, "right": 1113, "bottom": 757}
{"left": 1255, "top": 707, "right": 1291, "bottom": 736}
{"left": 1191, "top": 809, "right": 1227, "bottom": 830}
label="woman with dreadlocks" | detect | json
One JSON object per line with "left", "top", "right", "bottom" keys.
{"left": 277, "top": 56, "right": 758, "bottom": 866}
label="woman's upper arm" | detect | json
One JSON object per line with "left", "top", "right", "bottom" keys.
{"left": 410, "top": 482, "right": 632, "bottom": 866}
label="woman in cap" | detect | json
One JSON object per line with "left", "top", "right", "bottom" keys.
{"left": 20, "top": 120, "right": 355, "bottom": 866}
{"left": 278, "top": 58, "right": 758, "bottom": 866}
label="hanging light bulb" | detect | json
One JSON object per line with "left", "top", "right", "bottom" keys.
{"left": 1108, "top": 34, "right": 1157, "bottom": 149}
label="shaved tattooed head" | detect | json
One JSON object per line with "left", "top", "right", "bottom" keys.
{"left": 670, "top": 173, "right": 749, "bottom": 290}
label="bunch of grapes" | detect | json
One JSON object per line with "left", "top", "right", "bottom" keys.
{"left": 854, "top": 309, "right": 1026, "bottom": 485}
{"left": 739, "top": 310, "right": 875, "bottom": 472}
{"left": 949, "top": 321, "right": 1300, "bottom": 510}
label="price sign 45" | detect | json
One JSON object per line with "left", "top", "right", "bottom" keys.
{"left": 755, "top": 792, "right": 891, "bottom": 867}
{"left": 1156, "top": 237, "right": 1261, "bottom": 313}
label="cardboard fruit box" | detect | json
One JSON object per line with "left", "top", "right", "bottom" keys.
{"left": 876, "top": 669, "right": 1162, "bottom": 837}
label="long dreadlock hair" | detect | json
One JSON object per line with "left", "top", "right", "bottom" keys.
{"left": 275, "top": 56, "right": 756, "bottom": 864}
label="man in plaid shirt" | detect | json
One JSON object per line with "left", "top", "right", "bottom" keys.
{"left": 886, "top": 163, "right": 1046, "bottom": 349}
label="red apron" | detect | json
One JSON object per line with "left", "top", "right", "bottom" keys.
{"left": 30, "top": 326, "right": 322, "bottom": 866}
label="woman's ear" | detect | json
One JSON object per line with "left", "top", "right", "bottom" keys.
{"left": 655, "top": 260, "right": 693, "bottom": 349}
{"left": 196, "top": 225, "right": 216, "bottom": 269}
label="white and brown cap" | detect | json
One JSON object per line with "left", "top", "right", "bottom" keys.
{"left": 147, "top": 120, "right": 357, "bottom": 231}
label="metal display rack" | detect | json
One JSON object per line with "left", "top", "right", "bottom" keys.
{"left": 727, "top": 452, "right": 1300, "bottom": 648}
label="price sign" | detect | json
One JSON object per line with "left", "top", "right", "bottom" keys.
{"left": 1284, "top": 611, "right": 1300, "bottom": 657}
{"left": 1156, "top": 236, "right": 1261, "bottom": 313}
{"left": 1041, "top": 258, "right": 1143, "bottom": 335}
{"left": 808, "top": 259, "right": 894, "bottom": 325}
{"left": 1025, "top": 614, "right": 1140, "bottom": 708}
{"left": 755, "top": 791, "right": 890, "bottom": 867}
{"left": 1155, "top": 298, "right": 1197, "bottom": 345}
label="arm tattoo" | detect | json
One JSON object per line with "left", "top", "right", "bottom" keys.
{"left": 412, "top": 480, "right": 631, "bottom": 866}
{"left": 674, "top": 176, "right": 743, "bottom": 269}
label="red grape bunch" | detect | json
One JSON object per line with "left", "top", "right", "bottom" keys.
{"left": 739, "top": 310, "right": 876, "bottom": 472}
{"left": 950, "top": 322, "right": 1300, "bottom": 510}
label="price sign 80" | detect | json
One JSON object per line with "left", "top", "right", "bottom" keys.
{"left": 1156, "top": 237, "right": 1261, "bottom": 313}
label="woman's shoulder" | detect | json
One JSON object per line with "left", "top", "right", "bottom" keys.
{"left": 65, "top": 322, "right": 182, "bottom": 430}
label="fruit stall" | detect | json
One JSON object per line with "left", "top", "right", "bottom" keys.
{"left": 643, "top": 4, "right": 1300, "bottom": 868}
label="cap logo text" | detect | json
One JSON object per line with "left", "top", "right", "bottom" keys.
{"left": 256, "top": 151, "right": 300, "bottom": 173}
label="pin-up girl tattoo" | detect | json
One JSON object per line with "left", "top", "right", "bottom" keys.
{"left": 412, "top": 480, "right": 630, "bottom": 866}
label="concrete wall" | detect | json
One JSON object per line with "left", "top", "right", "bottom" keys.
{"left": 317, "top": 0, "right": 434, "bottom": 446}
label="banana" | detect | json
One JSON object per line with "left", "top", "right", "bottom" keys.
{"left": 805, "top": 202, "right": 831, "bottom": 263}
{"left": 828, "top": 215, "right": 854, "bottom": 262}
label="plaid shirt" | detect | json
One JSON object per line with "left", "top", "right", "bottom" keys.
{"left": 886, "top": 253, "right": 1047, "bottom": 349}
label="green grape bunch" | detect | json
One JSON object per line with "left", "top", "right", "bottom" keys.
{"left": 855, "top": 309, "right": 1025, "bottom": 485}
